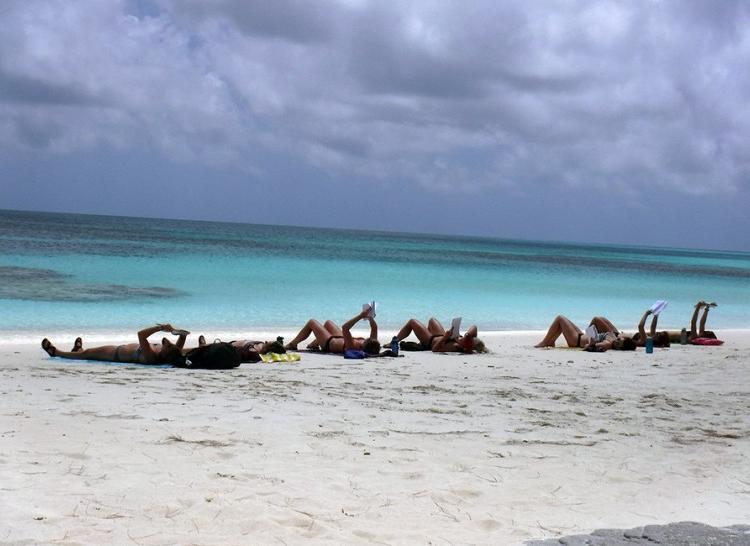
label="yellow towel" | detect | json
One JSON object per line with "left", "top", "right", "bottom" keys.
{"left": 260, "top": 352, "right": 301, "bottom": 363}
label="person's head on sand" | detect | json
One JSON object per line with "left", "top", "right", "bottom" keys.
{"left": 472, "top": 338, "right": 488, "bottom": 353}
{"left": 362, "top": 338, "right": 381, "bottom": 355}
{"left": 266, "top": 338, "right": 286, "bottom": 354}
{"left": 458, "top": 335, "right": 487, "bottom": 354}
{"left": 654, "top": 331, "right": 670, "bottom": 347}
{"left": 159, "top": 338, "right": 184, "bottom": 364}
{"left": 612, "top": 336, "right": 636, "bottom": 351}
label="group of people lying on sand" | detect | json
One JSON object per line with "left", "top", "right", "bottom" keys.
{"left": 41, "top": 308, "right": 487, "bottom": 366}
{"left": 40, "top": 301, "right": 720, "bottom": 364}
{"left": 535, "top": 301, "right": 719, "bottom": 352}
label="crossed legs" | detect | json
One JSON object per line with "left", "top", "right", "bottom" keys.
{"left": 41, "top": 337, "right": 118, "bottom": 361}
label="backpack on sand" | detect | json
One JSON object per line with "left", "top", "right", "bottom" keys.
{"left": 179, "top": 342, "right": 241, "bottom": 369}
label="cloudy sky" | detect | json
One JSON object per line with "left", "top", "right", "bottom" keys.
{"left": 1, "top": 0, "right": 749, "bottom": 250}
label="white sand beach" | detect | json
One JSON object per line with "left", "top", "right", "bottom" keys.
{"left": 1, "top": 331, "right": 748, "bottom": 545}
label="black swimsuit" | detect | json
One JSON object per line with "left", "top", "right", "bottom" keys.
{"left": 239, "top": 341, "right": 263, "bottom": 362}
{"left": 113, "top": 345, "right": 142, "bottom": 362}
{"left": 322, "top": 335, "right": 344, "bottom": 353}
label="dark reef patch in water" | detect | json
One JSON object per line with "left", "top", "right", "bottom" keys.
{"left": 0, "top": 266, "right": 186, "bottom": 302}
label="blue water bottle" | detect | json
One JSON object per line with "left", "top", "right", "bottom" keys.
{"left": 645, "top": 336, "right": 653, "bottom": 354}
{"left": 390, "top": 336, "right": 399, "bottom": 356}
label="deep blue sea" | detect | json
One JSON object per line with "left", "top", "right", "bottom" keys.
{"left": 1, "top": 209, "right": 748, "bottom": 341}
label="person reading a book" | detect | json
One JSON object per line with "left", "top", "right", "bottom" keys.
{"left": 396, "top": 317, "right": 486, "bottom": 353}
{"left": 192, "top": 335, "right": 286, "bottom": 363}
{"left": 629, "top": 308, "right": 671, "bottom": 347}
{"left": 285, "top": 308, "right": 381, "bottom": 355}
{"left": 589, "top": 309, "right": 671, "bottom": 348}
{"left": 534, "top": 315, "right": 636, "bottom": 351}
{"left": 41, "top": 324, "right": 187, "bottom": 365}
{"left": 588, "top": 300, "right": 715, "bottom": 347}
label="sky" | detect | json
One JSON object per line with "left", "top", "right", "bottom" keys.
{"left": 1, "top": 0, "right": 749, "bottom": 250}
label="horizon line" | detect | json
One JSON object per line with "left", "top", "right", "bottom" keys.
{"left": 2, "top": 206, "right": 748, "bottom": 256}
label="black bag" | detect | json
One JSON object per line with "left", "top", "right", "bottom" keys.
{"left": 399, "top": 341, "right": 425, "bottom": 351}
{"left": 180, "top": 342, "right": 241, "bottom": 369}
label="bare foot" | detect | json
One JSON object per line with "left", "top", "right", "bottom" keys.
{"left": 72, "top": 337, "right": 83, "bottom": 352}
{"left": 284, "top": 343, "right": 298, "bottom": 350}
{"left": 534, "top": 342, "right": 551, "bottom": 348}
{"left": 41, "top": 338, "right": 56, "bottom": 357}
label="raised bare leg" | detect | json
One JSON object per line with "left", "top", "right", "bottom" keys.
{"left": 396, "top": 318, "right": 432, "bottom": 345}
{"left": 427, "top": 318, "right": 446, "bottom": 335}
{"left": 690, "top": 301, "right": 706, "bottom": 337}
{"left": 535, "top": 315, "right": 582, "bottom": 348}
{"left": 323, "top": 320, "right": 343, "bottom": 336}
{"left": 698, "top": 305, "right": 711, "bottom": 336}
{"left": 590, "top": 316, "right": 619, "bottom": 335}
{"left": 285, "top": 319, "right": 332, "bottom": 350}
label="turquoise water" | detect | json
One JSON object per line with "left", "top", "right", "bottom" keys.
{"left": 1, "top": 209, "right": 749, "bottom": 337}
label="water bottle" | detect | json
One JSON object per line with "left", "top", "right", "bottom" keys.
{"left": 680, "top": 328, "right": 688, "bottom": 345}
{"left": 390, "top": 336, "right": 399, "bottom": 356}
{"left": 645, "top": 336, "right": 653, "bottom": 354}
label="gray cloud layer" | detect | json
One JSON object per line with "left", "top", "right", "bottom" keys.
{"left": 1, "top": 0, "right": 749, "bottom": 194}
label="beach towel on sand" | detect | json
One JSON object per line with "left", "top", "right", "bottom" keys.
{"left": 260, "top": 352, "right": 301, "bottom": 363}
{"left": 691, "top": 337, "right": 724, "bottom": 346}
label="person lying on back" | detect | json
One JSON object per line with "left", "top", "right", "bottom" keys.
{"left": 395, "top": 317, "right": 487, "bottom": 353}
{"left": 535, "top": 315, "right": 636, "bottom": 351}
{"left": 285, "top": 309, "right": 380, "bottom": 356}
{"left": 41, "top": 324, "right": 187, "bottom": 365}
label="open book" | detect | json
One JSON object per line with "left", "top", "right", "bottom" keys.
{"left": 649, "top": 300, "right": 668, "bottom": 316}
{"left": 449, "top": 317, "right": 461, "bottom": 339}
{"left": 584, "top": 324, "right": 598, "bottom": 340}
{"left": 362, "top": 301, "right": 377, "bottom": 318}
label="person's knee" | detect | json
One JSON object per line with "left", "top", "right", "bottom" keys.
{"left": 323, "top": 320, "right": 337, "bottom": 329}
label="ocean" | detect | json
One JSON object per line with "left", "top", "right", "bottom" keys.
{"left": 1, "top": 209, "right": 749, "bottom": 342}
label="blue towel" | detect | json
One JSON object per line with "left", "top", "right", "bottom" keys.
{"left": 344, "top": 350, "right": 366, "bottom": 359}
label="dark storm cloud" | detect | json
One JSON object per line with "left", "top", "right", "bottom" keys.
{"left": 0, "top": 70, "right": 101, "bottom": 106}
{"left": 1, "top": 0, "right": 749, "bottom": 195}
